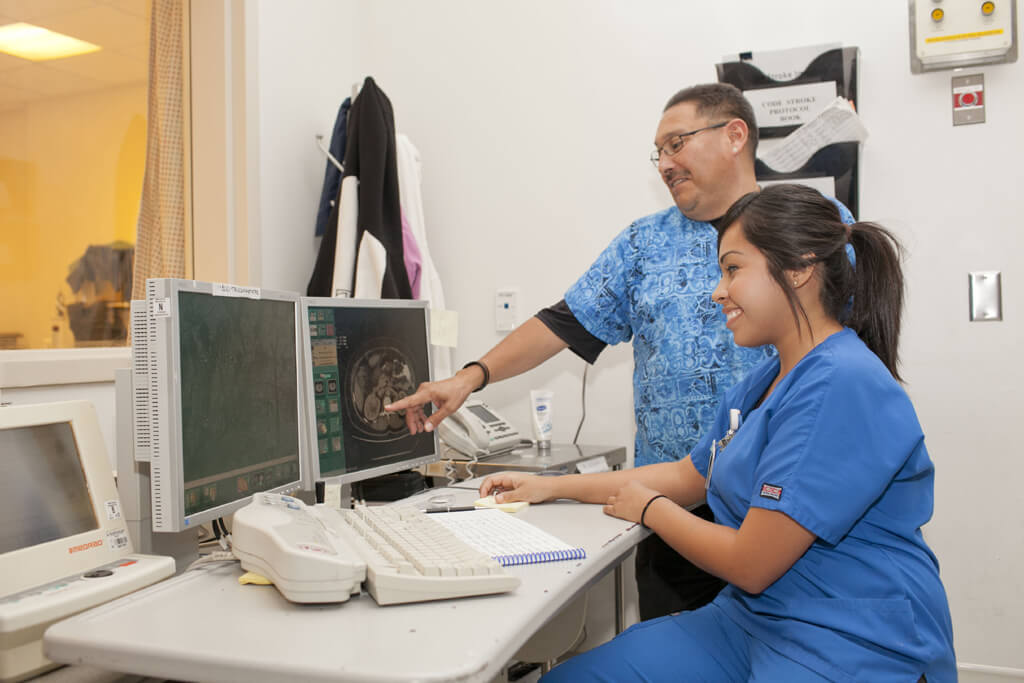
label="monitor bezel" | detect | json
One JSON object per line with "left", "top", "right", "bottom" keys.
{"left": 0, "top": 400, "right": 136, "bottom": 597}
{"left": 144, "top": 279, "right": 307, "bottom": 532}
{"left": 300, "top": 296, "right": 439, "bottom": 486}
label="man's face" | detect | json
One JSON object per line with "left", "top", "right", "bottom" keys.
{"left": 653, "top": 102, "right": 735, "bottom": 221}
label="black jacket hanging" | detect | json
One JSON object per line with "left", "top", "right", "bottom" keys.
{"left": 307, "top": 77, "right": 411, "bottom": 299}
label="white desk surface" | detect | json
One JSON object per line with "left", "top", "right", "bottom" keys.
{"left": 44, "top": 487, "right": 647, "bottom": 683}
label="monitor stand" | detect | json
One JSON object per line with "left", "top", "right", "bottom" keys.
{"left": 115, "top": 369, "right": 199, "bottom": 573}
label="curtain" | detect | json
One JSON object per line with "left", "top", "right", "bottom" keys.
{"left": 131, "top": 0, "right": 187, "bottom": 301}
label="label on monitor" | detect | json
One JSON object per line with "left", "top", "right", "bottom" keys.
{"left": 213, "top": 283, "right": 261, "bottom": 299}
{"left": 104, "top": 500, "right": 122, "bottom": 520}
{"left": 105, "top": 529, "right": 130, "bottom": 550}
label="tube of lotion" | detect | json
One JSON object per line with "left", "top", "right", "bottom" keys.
{"left": 530, "top": 390, "right": 554, "bottom": 449}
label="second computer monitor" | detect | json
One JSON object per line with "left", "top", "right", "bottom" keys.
{"left": 301, "top": 298, "right": 438, "bottom": 484}
{"left": 132, "top": 280, "right": 306, "bottom": 531}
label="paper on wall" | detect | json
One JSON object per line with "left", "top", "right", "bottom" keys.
{"left": 757, "top": 97, "right": 868, "bottom": 174}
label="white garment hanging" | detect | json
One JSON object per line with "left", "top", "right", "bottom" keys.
{"left": 331, "top": 175, "right": 360, "bottom": 297}
{"left": 396, "top": 133, "right": 452, "bottom": 380}
{"left": 352, "top": 231, "right": 387, "bottom": 298}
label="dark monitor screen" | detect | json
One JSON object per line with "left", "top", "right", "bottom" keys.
{"left": 306, "top": 301, "right": 434, "bottom": 481}
{"left": 177, "top": 290, "right": 302, "bottom": 517}
{"left": 0, "top": 421, "right": 96, "bottom": 555}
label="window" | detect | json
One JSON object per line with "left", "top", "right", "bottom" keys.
{"left": 0, "top": 1, "right": 150, "bottom": 349}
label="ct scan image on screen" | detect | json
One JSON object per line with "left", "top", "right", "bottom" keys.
{"left": 307, "top": 304, "right": 432, "bottom": 478}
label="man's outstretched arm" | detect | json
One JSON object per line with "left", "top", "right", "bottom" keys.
{"left": 384, "top": 317, "right": 568, "bottom": 433}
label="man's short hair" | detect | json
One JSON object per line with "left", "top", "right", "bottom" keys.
{"left": 663, "top": 83, "right": 758, "bottom": 158}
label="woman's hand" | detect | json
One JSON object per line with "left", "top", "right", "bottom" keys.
{"left": 479, "top": 472, "right": 558, "bottom": 504}
{"left": 603, "top": 480, "right": 662, "bottom": 523}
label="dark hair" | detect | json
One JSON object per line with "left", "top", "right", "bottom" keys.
{"left": 664, "top": 83, "right": 759, "bottom": 158}
{"left": 717, "top": 184, "right": 905, "bottom": 380}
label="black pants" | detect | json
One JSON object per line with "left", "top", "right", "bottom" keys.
{"left": 634, "top": 503, "right": 726, "bottom": 621}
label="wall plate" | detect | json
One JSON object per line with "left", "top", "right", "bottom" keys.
{"left": 952, "top": 74, "right": 985, "bottom": 125}
{"left": 969, "top": 271, "right": 1002, "bottom": 321}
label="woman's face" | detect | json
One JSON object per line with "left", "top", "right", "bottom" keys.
{"left": 712, "top": 221, "right": 794, "bottom": 348}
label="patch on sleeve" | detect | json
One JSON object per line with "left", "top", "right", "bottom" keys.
{"left": 759, "top": 483, "right": 783, "bottom": 501}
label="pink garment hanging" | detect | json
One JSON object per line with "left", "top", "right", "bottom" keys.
{"left": 401, "top": 209, "right": 423, "bottom": 299}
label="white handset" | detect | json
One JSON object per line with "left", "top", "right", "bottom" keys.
{"left": 437, "top": 399, "right": 521, "bottom": 457}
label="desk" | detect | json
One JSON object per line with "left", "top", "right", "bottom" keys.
{"left": 44, "top": 487, "right": 647, "bottom": 683}
{"left": 424, "top": 443, "right": 627, "bottom": 483}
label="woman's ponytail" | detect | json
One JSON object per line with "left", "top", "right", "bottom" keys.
{"left": 845, "top": 222, "right": 905, "bottom": 381}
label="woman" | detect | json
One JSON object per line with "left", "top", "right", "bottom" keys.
{"left": 480, "top": 184, "right": 955, "bottom": 682}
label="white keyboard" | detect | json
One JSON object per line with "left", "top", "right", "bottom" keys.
{"left": 231, "top": 493, "right": 520, "bottom": 605}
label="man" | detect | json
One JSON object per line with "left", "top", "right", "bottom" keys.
{"left": 386, "top": 83, "right": 853, "bottom": 620}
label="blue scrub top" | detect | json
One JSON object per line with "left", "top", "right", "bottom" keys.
{"left": 691, "top": 328, "right": 956, "bottom": 682}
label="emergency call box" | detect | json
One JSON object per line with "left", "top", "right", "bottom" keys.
{"left": 909, "top": 0, "right": 1018, "bottom": 73}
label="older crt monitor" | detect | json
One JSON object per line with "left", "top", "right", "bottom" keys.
{"left": 301, "top": 297, "right": 438, "bottom": 484}
{"left": 0, "top": 401, "right": 174, "bottom": 681}
{"left": 131, "top": 280, "right": 306, "bottom": 532}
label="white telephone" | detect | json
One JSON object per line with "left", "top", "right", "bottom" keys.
{"left": 437, "top": 399, "right": 522, "bottom": 458}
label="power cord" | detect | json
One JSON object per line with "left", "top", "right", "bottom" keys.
{"left": 573, "top": 363, "right": 589, "bottom": 445}
{"left": 216, "top": 517, "right": 232, "bottom": 550}
{"left": 185, "top": 550, "right": 236, "bottom": 573}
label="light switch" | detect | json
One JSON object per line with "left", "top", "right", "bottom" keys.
{"left": 495, "top": 288, "right": 519, "bottom": 333}
{"left": 969, "top": 271, "right": 1002, "bottom": 321}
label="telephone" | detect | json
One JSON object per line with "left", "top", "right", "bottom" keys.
{"left": 437, "top": 399, "right": 522, "bottom": 458}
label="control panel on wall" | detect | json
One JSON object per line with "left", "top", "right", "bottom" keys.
{"left": 909, "top": 0, "right": 1018, "bottom": 72}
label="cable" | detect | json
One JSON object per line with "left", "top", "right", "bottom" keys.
{"left": 573, "top": 363, "right": 589, "bottom": 445}
{"left": 184, "top": 551, "right": 237, "bottom": 573}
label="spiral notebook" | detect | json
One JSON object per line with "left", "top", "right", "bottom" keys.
{"left": 432, "top": 509, "right": 586, "bottom": 567}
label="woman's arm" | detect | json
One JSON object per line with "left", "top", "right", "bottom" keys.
{"left": 639, "top": 499, "right": 815, "bottom": 594}
{"left": 480, "top": 455, "right": 707, "bottom": 508}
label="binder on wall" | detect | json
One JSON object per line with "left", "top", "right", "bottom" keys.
{"left": 717, "top": 46, "right": 861, "bottom": 218}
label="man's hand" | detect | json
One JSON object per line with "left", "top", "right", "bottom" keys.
{"left": 384, "top": 373, "right": 477, "bottom": 434}
{"left": 603, "top": 480, "right": 663, "bottom": 524}
{"left": 479, "top": 472, "right": 558, "bottom": 504}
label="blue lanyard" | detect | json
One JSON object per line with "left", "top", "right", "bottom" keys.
{"left": 706, "top": 409, "right": 741, "bottom": 492}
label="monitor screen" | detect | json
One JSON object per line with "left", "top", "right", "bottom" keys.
{"left": 177, "top": 290, "right": 301, "bottom": 518}
{"left": 0, "top": 401, "right": 145, "bottom": 598}
{"left": 133, "top": 280, "right": 306, "bottom": 531}
{"left": 303, "top": 298, "right": 438, "bottom": 483}
{"left": 0, "top": 421, "right": 96, "bottom": 555}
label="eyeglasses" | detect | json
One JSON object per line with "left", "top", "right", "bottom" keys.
{"left": 649, "top": 121, "right": 729, "bottom": 167}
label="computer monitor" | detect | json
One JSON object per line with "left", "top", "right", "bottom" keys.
{"left": 131, "top": 280, "right": 306, "bottom": 532}
{"left": 300, "top": 297, "right": 439, "bottom": 485}
{"left": 0, "top": 401, "right": 174, "bottom": 680}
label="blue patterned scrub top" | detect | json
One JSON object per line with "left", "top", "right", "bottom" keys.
{"left": 564, "top": 202, "right": 853, "bottom": 467}
{"left": 565, "top": 207, "right": 771, "bottom": 466}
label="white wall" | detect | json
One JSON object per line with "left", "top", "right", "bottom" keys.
{"left": 251, "top": 0, "right": 358, "bottom": 293}
{"left": 243, "top": 0, "right": 1024, "bottom": 676}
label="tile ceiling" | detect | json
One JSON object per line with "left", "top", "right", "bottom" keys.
{"left": 0, "top": 0, "right": 149, "bottom": 112}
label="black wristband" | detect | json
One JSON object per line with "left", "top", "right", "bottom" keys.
{"left": 640, "top": 494, "right": 667, "bottom": 529}
{"left": 462, "top": 360, "right": 490, "bottom": 392}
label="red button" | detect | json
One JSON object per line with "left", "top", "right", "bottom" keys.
{"left": 118, "top": 560, "right": 138, "bottom": 567}
{"left": 962, "top": 92, "right": 977, "bottom": 105}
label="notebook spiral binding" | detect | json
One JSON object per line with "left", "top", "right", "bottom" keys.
{"left": 494, "top": 548, "right": 586, "bottom": 567}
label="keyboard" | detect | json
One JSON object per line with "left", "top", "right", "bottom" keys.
{"left": 230, "top": 493, "right": 520, "bottom": 605}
